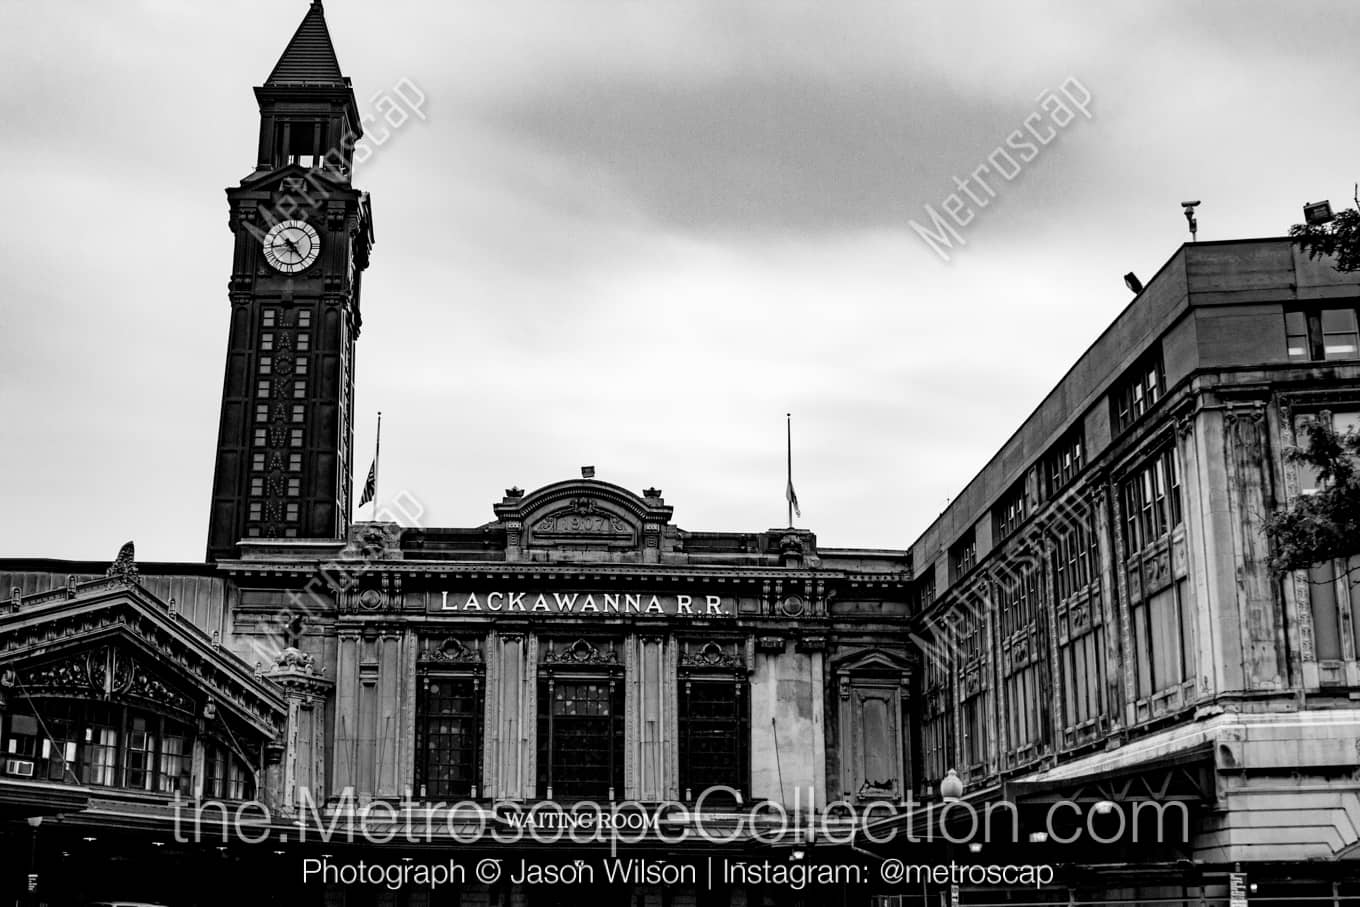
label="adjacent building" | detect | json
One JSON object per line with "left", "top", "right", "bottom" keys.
{"left": 890, "top": 237, "right": 1360, "bottom": 905}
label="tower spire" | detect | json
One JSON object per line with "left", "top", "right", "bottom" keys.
{"left": 266, "top": 1, "right": 346, "bottom": 87}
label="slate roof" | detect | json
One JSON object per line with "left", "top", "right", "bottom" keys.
{"left": 265, "top": 1, "right": 346, "bottom": 86}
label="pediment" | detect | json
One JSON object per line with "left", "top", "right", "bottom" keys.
{"left": 493, "top": 479, "right": 673, "bottom": 555}
{"left": 832, "top": 648, "right": 916, "bottom": 678}
{"left": 11, "top": 642, "right": 198, "bottom": 723}
{"left": 0, "top": 577, "right": 285, "bottom": 740}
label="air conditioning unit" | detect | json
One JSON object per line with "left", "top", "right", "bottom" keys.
{"left": 5, "top": 758, "right": 35, "bottom": 777}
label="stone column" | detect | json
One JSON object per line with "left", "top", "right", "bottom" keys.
{"left": 484, "top": 629, "right": 536, "bottom": 800}
{"left": 263, "top": 651, "right": 335, "bottom": 813}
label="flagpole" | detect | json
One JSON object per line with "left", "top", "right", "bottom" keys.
{"left": 786, "top": 413, "right": 793, "bottom": 528}
{"left": 373, "top": 411, "right": 382, "bottom": 517}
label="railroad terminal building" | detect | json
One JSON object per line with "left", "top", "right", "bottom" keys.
{"left": 3, "top": 4, "right": 1360, "bottom": 907}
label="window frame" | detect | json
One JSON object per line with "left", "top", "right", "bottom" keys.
{"left": 414, "top": 668, "right": 485, "bottom": 801}
{"left": 993, "top": 482, "right": 1027, "bottom": 541}
{"left": 1286, "top": 304, "right": 1360, "bottom": 362}
{"left": 1051, "top": 499, "right": 1109, "bottom": 748}
{"left": 678, "top": 672, "right": 749, "bottom": 802}
{"left": 1044, "top": 428, "right": 1085, "bottom": 496}
{"left": 1111, "top": 350, "right": 1166, "bottom": 435}
{"left": 1118, "top": 444, "right": 1195, "bottom": 719}
{"left": 994, "top": 561, "right": 1050, "bottom": 767}
{"left": 949, "top": 530, "right": 978, "bottom": 584}
{"left": 1, "top": 700, "right": 194, "bottom": 796}
{"left": 536, "top": 641, "right": 625, "bottom": 801}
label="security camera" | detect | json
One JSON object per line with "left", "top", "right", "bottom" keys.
{"left": 1181, "top": 201, "right": 1200, "bottom": 241}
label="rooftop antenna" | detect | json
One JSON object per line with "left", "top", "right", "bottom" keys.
{"left": 1181, "top": 200, "right": 1201, "bottom": 242}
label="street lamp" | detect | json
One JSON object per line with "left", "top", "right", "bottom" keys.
{"left": 939, "top": 769, "right": 964, "bottom": 802}
{"left": 26, "top": 815, "right": 43, "bottom": 907}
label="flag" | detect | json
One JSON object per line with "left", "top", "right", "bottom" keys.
{"left": 358, "top": 460, "right": 376, "bottom": 507}
{"left": 786, "top": 477, "right": 801, "bottom": 519}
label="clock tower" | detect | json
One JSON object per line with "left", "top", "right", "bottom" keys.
{"left": 206, "top": 0, "right": 374, "bottom": 561}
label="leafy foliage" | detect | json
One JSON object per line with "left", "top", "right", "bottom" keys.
{"left": 1265, "top": 420, "right": 1360, "bottom": 574}
{"left": 1291, "top": 204, "right": 1360, "bottom": 273}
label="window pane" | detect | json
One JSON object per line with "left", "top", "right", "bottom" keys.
{"left": 1320, "top": 308, "right": 1357, "bottom": 333}
{"left": 1350, "top": 556, "right": 1360, "bottom": 660}
{"left": 1178, "top": 581, "right": 1195, "bottom": 682}
{"left": 1322, "top": 308, "right": 1359, "bottom": 358}
{"left": 538, "top": 678, "right": 623, "bottom": 798}
{"left": 1156, "top": 587, "right": 1188, "bottom": 690}
{"left": 1310, "top": 561, "right": 1342, "bottom": 661}
{"left": 679, "top": 678, "right": 746, "bottom": 797}
{"left": 1293, "top": 415, "right": 1323, "bottom": 493}
{"left": 1335, "top": 411, "right": 1360, "bottom": 434}
{"left": 418, "top": 677, "right": 480, "bottom": 799}
{"left": 85, "top": 726, "right": 118, "bottom": 787}
{"left": 1285, "top": 311, "right": 1310, "bottom": 359}
{"left": 1132, "top": 604, "right": 1152, "bottom": 698}
{"left": 1324, "top": 336, "right": 1359, "bottom": 358}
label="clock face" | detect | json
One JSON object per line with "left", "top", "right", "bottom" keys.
{"left": 261, "top": 220, "right": 321, "bottom": 273}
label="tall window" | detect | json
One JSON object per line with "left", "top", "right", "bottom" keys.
{"left": 1120, "top": 447, "right": 1194, "bottom": 710}
{"left": 1121, "top": 448, "right": 1182, "bottom": 553}
{"left": 1111, "top": 351, "right": 1165, "bottom": 435}
{"left": 1293, "top": 410, "right": 1360, "bottom": 495}
{"left": 204, "top": 741, "right": 254, "bottom": 800}
{"left": 956, "top": 597, "right": 990, "bottom": 774}
{"left": 1044, "top": 428, "right": 1085, "bottom": 496}
{"left": 1129, "top": 581, "right": 1194, "bottom": 702}
{"left": 993, "top": 482, "right": 1027, "bottom": 541}
{"left": 910, "top": 569, "right": 936, "bottom": 613}
{"left": 995, "top": 561, "right": 1049, "bottom": 766}
{"left": 920, "top": 630, "right": 955, "bottom": 793}
{"left": 950, "top": 531, "right": 977, "bottom": 584}
{"left": 678, "top": 647, "right": 748, "bottom": 801}
{"left": 537, "top": 640, "right": 624, "bottom": 800}
{"left": 538, "top": 679, "right": 623, "bottom": 800}
{"left": 1052, "top": 501, "right": 1109, "bottom": 747}
{"left": 1286, "top": 306, "right": 1360, "bottom": 361}
{"left": 415, "top": 674, "right": 483, "bottom": 799}
{"left": 84, "top": 706, "right": 120, "bottom": 787}
{"left": 1291, "top": 409, "right": 1360, "bottom": 675}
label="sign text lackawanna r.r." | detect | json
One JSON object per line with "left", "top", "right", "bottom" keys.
{"left": 435, "top": 591, "right": 733, "bottom": 617}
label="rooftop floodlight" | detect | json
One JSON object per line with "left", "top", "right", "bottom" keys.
{"left": 1124, "top": 272, "right": 1144, "bottom": 294}
{"left": 1304, "top": 200, "right": 1334, "bottom": 226}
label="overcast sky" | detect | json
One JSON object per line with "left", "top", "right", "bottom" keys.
{"left": 2, "top": 1, "right": 1358, "bottom": 562}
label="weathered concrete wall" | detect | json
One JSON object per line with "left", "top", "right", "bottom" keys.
{"left": 749, "top": 644, "right": 825, "bottom": 809}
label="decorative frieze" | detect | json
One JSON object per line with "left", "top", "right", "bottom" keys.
{"left": 541, "top": 637, "right": 618, "bottom": 665}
